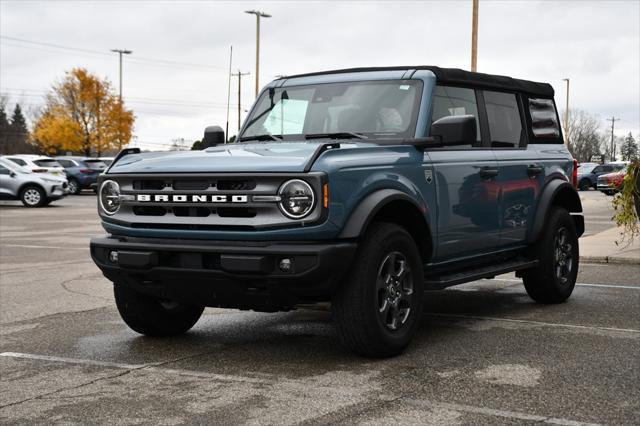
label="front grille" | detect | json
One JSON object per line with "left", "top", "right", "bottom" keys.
{"left": 105, "top": 173, "right": 324, "bottom": 231}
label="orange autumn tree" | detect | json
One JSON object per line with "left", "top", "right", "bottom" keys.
{"left": 33, "top": 68, "right": 134, "bottom": 156}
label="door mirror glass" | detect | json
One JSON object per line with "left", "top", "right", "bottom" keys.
{"left": 430, "top": 115, "right": 477, "bottom": 146}
{"left": 203, "top": 125, "right": 225, "bottom": 147}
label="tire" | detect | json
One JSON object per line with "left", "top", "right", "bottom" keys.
{"left": 333, "top": 222, "right": 424, "bottom": 358}
{"left": 522, "top": 207, "right": 579, "bottom": 303}
{"left": 67, "top": 178, "right": 81, "bottom": 195}
{"left": 578, "top": 179, "right": 591, "bottom": 191}
{"left": 604, "top": 190, "right": 615, "bottom": 196}
{"left": 20, "top": 186, "right": 47, "bottom": 207}
{"left": 114, "top": 283, "right": 204, "bottom": 336}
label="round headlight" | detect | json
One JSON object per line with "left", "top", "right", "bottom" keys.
{"left": 278, "top": 179, "right": 315, "bottom": 219}
{"left": 99, "top": 180, "right": 121, "bottom": 215}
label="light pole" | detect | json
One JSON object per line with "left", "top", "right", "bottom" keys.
{"left": 231, "top": 70, "right": 250, "bottom": 133}
{"left": 110, "top": 49, "right": 133, "bottom": 103}
{"left": 471, "top": 0, "right": 479, "bottom": 72}
{"left": 111, "top": 49, "right": 132, "bottom": 149}
{"left": 245, "top": 10, "right": 271, "bottom": 97}
{"left": 562, "top": 78, "right": 570, "bottom": 145}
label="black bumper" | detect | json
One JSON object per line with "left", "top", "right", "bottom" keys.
{"left": 90, "top": 235, "right": 357, "bottom": 310}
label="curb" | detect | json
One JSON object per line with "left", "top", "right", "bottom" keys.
{"left": 580, "top": 255, "right": 640, "bottom": 266}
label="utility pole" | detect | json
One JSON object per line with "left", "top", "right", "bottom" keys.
{"left": 471, "top": 0, "right": 479, "bottom": 72}
{"left": 231, "top": 70, "right": 250, "bottom": 133}
{"left": 110, "top": 49, "right": 133, "bottom": 103}
{"left": 245, "top": 10, "right": 272, "bottom": 96}
{"left": 225, "top": 46, "right": 233, "bottom": 144}
{"left": 562, "top": 78, "right": 570, "bottom": 145}
{"left": 111, "top": 49, "right": 132, "bottom": 149}
{"left": 607, "top": 117, "right": 619, "bottom": 161}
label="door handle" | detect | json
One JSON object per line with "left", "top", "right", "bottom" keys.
{"left": 479, "top": 167, "right": 499, "bottom": 179}
{"left": 527, "top": 164, "right": 543, "bottom": 176}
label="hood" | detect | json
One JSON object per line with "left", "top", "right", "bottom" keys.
{"left": 108, "top": 142, "right": 366, "bottom": 174}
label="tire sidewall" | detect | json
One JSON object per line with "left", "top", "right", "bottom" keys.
{"left": 20, "top": 186, "right": 45, "bottom": 207}
{"left": 361, "top": 225, "right": 424, "bottom": 347}
{"left": 540, "top": 208, "right": 579, "bottom": 295}
{"left": 68, "top": 178, "right": 80, "bottom": 195}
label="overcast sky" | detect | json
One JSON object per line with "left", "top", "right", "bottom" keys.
{"left": 1, "top": 0, "right": 639, "bottom": 150}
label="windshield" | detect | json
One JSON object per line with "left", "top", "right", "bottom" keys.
{"left": 240, "top": 80, "right": 423, "bottom": 141}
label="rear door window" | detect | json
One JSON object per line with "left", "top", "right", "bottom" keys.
{"left": 484, "top": 91, "right": 523, "bottom": 148}
{"left": 431, "top": 86, "right": 481, "bottom": 144}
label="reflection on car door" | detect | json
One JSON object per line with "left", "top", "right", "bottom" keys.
{"left": 483, "top": 91, "right": 542, "bottom": 247}
{"left": 427, "top": 86, "right": 501, "bottom": 260}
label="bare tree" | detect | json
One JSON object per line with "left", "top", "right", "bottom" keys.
{"left": 563, "top": 109, "right": 605, "bottom": 162}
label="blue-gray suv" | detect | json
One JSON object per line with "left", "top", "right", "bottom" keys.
{"left": 91, "top": 66, "right": 584, "bottom": 357}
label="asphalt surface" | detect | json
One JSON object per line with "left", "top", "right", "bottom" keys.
{"left": 1, "top": 191, "right": 638, "bottom": 425}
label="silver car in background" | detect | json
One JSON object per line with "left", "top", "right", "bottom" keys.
{"left": 0, "top": 158, "right": 69, "bottom": 207}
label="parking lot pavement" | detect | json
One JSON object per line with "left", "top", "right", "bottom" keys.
{"left": 1, "top": 194, "right": 639, "bottom": 424}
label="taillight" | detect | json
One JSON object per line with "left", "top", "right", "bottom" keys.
{"left": 32, "top": 168, "right": 48, "bottom": 173}
{"left": 572, "top": 159, "right": 578, "bottom": 188}
{"left": 80, "top": 169, "right": 94, "bottom": 174}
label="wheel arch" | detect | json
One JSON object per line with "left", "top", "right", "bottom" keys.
{"left": 18, "top": 182, "right": 46, "bottom": 197}
{"left": 339, "top": 189, "right": 434, "bottom": 262}
{"left": 528, "top": 179, "right": 584, "bottom": 243}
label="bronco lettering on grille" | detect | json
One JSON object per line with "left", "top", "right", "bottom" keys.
{"left": 136, "top": 194, "right": 248, "bottom": 203}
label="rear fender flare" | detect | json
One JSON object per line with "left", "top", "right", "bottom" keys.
{"left": 528, "top": 180, "right": 584, "bottom": 243}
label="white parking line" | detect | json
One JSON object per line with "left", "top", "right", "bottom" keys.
{"left": 405, "top": 398, "right": 601, "bottom": 426}
{"left": 486, "top": 277, "right": 639, "bottom": 290}
{"left": 1, "top": 244, "right": 86, "bottom": 251}
{"left": 427, "top": 313, "right": 640, "bottom": 334}
{"left": 0, "top": 352, "right": 271, "bottom": 384}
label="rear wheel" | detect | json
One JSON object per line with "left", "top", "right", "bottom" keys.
{"left": 522, "top": 207, "right": 579, "bottom": 303}
{"left": 114, "top": 283, "right": 204, "bottom": 336}
{"left": 333, "top": 222, "right": 424, "bottom": 358}
{"left": 20, "top": 186, "right": 47, "bottom": 207}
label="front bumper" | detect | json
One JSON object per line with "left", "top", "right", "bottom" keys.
{"left": 90, "top": 235, "right": 357, "bottom": 310}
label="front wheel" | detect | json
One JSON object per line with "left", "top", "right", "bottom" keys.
{"left": 333, "top": 222, "right": 424, "bottom": 358}
{"left": 20, "top": 186, "right": 47, "bottom": 207}
{"left": 522, "top": 207, "right": 579, "bottom": 303}
{"left": 114, "top": 283, "right": 204, "bottom": 336}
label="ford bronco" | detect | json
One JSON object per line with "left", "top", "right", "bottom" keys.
{"left": 91, "top": 66, "right": 583, "bottom": 358}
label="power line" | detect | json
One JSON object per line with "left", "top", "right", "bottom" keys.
{"left": 0, "top": 35, "right": 228, "bottom": 71}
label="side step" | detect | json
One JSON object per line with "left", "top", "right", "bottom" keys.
{"left": 424, "top": 258, "right": 538, "bottom": 289}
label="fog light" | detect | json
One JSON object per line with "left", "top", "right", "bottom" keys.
{"left": 278, "top": 258, "right": 292, "bottom": 272}
{"left": 109, "top": 251, "right": 119, "bottom": 263}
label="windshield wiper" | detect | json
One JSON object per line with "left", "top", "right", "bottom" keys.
{"left": 304, "top": 132, "right": 367, "bottom": 140}
{"left": 238, "top": 134, "right": 283, "bottom": 142}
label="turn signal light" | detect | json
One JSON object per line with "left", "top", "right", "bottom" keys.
{"left": 323, "top": 183, "right": 329, "bottom": 208}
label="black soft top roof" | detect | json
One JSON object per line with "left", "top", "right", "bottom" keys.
{"left": 282, "top": 66, "right": 554, "bottom": 98}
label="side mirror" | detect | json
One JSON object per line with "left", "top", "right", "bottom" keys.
{"left": 203, "top": 125, "right": 225, "bottom": 148}
{"left": 430, "top": 115, "right": 477, "bottom": 146}
{"left": 10, "top": 171, "right": 16, "bottom": 178}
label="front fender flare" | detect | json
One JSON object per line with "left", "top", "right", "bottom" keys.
{"left": 339, "top": 189, "right": 425, "bottom": 239}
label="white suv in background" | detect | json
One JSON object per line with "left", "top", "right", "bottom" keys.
{"left": 2, "top": 155, "right": 66, "bottom": 178}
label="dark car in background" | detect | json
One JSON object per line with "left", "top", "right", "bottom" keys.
{"left": 576, "top": 162, "right": 627, "bottom": 191}
{"left": 54, "top": 157, "right": 108, "bottom": 194}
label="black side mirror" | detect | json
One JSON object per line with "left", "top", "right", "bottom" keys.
{"left": 203, "top": 126, "right": 225, "bottom": 148}
{"left": 430, "top": 115, "right": 477, "bottom": 146}
{"left": 9, "top": 171, "right": 16, "bottom": 178}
